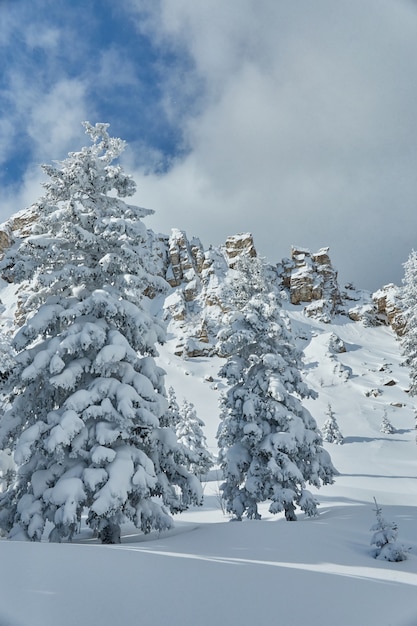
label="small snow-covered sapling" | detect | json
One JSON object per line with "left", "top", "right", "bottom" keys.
{"left": 321, "top": 404, "right": 343, "bottom": 444}
{"left": 380, "top": 410, "right": 395, "bottom": 434}
{"left": 370, "top": 498, "right": 409, "bottom": 562}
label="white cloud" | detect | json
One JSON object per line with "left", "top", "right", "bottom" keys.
{"left": 0, "top": 5, "right": 97, "bottom": 218}
{"left": 1, "top": 77, "right": 89, "bottom": 220}
{"left": 96, "top": 48, "right": 139, "bottom": 87}
{"left": 1, "top": 76, "right": 90, "bottom": 219}
{"left": 0, "top": 118, "right": 16, "bottom": 166}
{"left": 128, "top": 0, "right": 417, "bottom": 289}
{"left": 2, "top": 0, "right": 417, "bottom": 291}
{"left": 28, "top": 79, "right": 89, "bottom": 162}
{"left": 2, "top": 165, "right": 46, "bottom": 223}
{"left": 24, "top": 25, "right": 61, "bottom": 50}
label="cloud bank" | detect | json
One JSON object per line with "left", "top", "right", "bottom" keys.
{"left": 1, "top": 0, "right": 417, "bottom": 290}
{"left": 127, "top": 0, "right": 417, "bottom": 290}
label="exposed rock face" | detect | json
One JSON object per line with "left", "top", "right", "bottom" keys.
{"left": 0, "top": 208, "right": 38, "bottom": 261}
{"left": 0, "top": 230, "right": 12, "bottom": 256}
{"left": 278, "top": 246, "right": 342, "bottom": 322}
{"left": 289, "top": 247, "right": 321, "bottom": 304}
{"left": 341, "top": 282, "right": 405, "bottom": 335}
{"left": 9, "top": 209, "right": 38, "bottom": 236}
{"left": 372, "top": 284, "right": 405, "bottom": 336}
{"left": 223, "top": 233, "right": 257, "bottom": 266}
{"left": 165, "top": 229, "right": 205, "bottom": 288}
{"left": 278, "top": 249, "right": 403, "bottom": 334}
{"left": 0, "top": 207, "right": 39, "bottom": 290}
{"left": 342, "top": 284, "right": 378, "bottom": 326}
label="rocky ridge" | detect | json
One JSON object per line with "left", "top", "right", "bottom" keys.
{"left": 278, "top": 246, "right": 343, "bottom": 323}
{"left": 0, "top": 209, "right": 405, "bottom": 356}
{"left": 159, "top": 230, "right": 405, "bottom": 357}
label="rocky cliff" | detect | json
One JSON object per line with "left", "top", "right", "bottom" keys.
{"left": 278, "top": 246, "right": 343, "bottom": 322}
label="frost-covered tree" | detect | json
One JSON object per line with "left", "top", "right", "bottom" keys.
{"left": 0, "top": 123, "right": 202, "bottom": 543}
{"left": 164, "top": 386, "right": 182, "bottom": 430}
{"left": 176, "top": 399, "right": 213, "bottom": 478}
{"left": 380, "top": 410, "right": 395, "bottom": 434}
{"left": 220, "top": 253, "right": 278, "bottom": 311}
{"left": 216, "top": 257, "right": 336, "bottom": 522}
{"left": 165, "top": 388, "right": 212, "bottom": 478}
{"left": 401, "top": 250, "right": 417, "bottom": 395}
{"left": 370, "top": 498, "right": 409, "bottom": 561}
{"left": 0, "top": 331, "right": 17, "bottom": 407}
{"left": 322, "top": 404, "right": 343, "bottom": 444}
{"left": 0, "top": 449, "right": 15, "bottom": 495}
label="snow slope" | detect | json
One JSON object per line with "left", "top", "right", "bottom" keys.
{"left": 1, "top": 307, "right": 417, "bottom": 626}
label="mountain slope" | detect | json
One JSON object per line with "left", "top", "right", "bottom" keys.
{"left": 1, "top": 306, "right": 417, "bottom": 626}
{"left": 0, "top": 223, "right": 416, "bottom": 625}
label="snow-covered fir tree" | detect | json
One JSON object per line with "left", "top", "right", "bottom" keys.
{"left": 220, "top": 253, "right": 278, "bottom": 312}
{"left": 0, "top": 330, "right": 16, "bottom": 406}
{"left": 0, "top": 449, "right": 15, "bottom": 494}
{"left": 164, "top": 386, "right": 182, "bottom": 430}
{"left": 401, "top": 249, "right": 417, "bottom": 395}
{"left": 322, "top": 404, "right": 343, "bottom": 444}
{"left": 0, "top": 123, "right": 202, "bottom": 543}
{"left": 176, "top": 399, "right": 213, "bottom": 478}
{"left": 370, "top": 498, "right": 409, "bottom": 561}
{"left": 380, "top": 410, "right": 395, "bottom": 434}
{"left": 216, "top": 255, "right": 336, "bottom": 522}
{"left": 164, "top": 388, "right": 212, "bottom": 478}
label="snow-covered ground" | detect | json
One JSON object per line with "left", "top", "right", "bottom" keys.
{"left": 2, "top": 308, "right": 417, "bottom": 626}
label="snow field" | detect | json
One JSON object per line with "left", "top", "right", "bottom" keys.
{"left": 2, "top": 285, "right": 417, "bottom": 624}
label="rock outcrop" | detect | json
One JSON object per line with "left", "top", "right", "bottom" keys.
{"left": 165, "top": 229, "right": 205, "bottom": 288}
{"left": 372, "top": 284, "right": 405, "bottom": 336}
{"left": 163, "top": 231, "right": 259, "bottom": 357}
{"left": 223, "top": 233, "right": 257, "bottom": 266}
{"left": 340, "top": 282, "right": 405, "bottom": 335}
{"left": 342, "top": 283, "right": 378, "bottom": 326}
{"left": 0, "top": 207, "right": 38, "bottom": 261}
{"left": 0, "top": 202, "right": 406, "bottom": 355}
{"left": 163, "top": 237, "right": 402, "bottom": 357}
{"left": 278, "top": 246, "right": 342, "bottom": 322}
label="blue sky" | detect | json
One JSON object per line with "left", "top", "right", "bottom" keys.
{"left": 1, "top": 0, "right": 417, "bottom": 290}
{"left": 0, "top": 0, "right": 196, "bottom": 179}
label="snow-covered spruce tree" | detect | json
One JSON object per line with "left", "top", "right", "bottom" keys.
{"left": 401, "top": 249, "right": 417, "bottom": 395}
{"left": 321, "top": 404, "right": 343, "bottom": 444}
{"left": 0, "top": 334, "right": 17, "bottom": 496}
{"left": 0, "top": 123, "right": 202, "bottom": 543}
{"left": 216, "top": 255, "right": 336, "bottom": 522}
{"left": 380, "top": 410, "right": 395, "bottom": 434}
{"left": 370, "top": 498, "right": 409, "bottom": 561}
{"left": 164, "top": 388, "right": 213, "bottom": 478}
{"left": 0, "top": 449, "right": 15, "bottom": 495}
{"left": 176, "top": 399, "right": 213, "bottom": 478}
{"left": 0, "top": 330, "right": 17, "bottom": 406}
{"left": 220, "top": 252, "right": 278, "bottom": 312}
{"left": 164, "top": 386, "right": 182, "bottom": 430}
